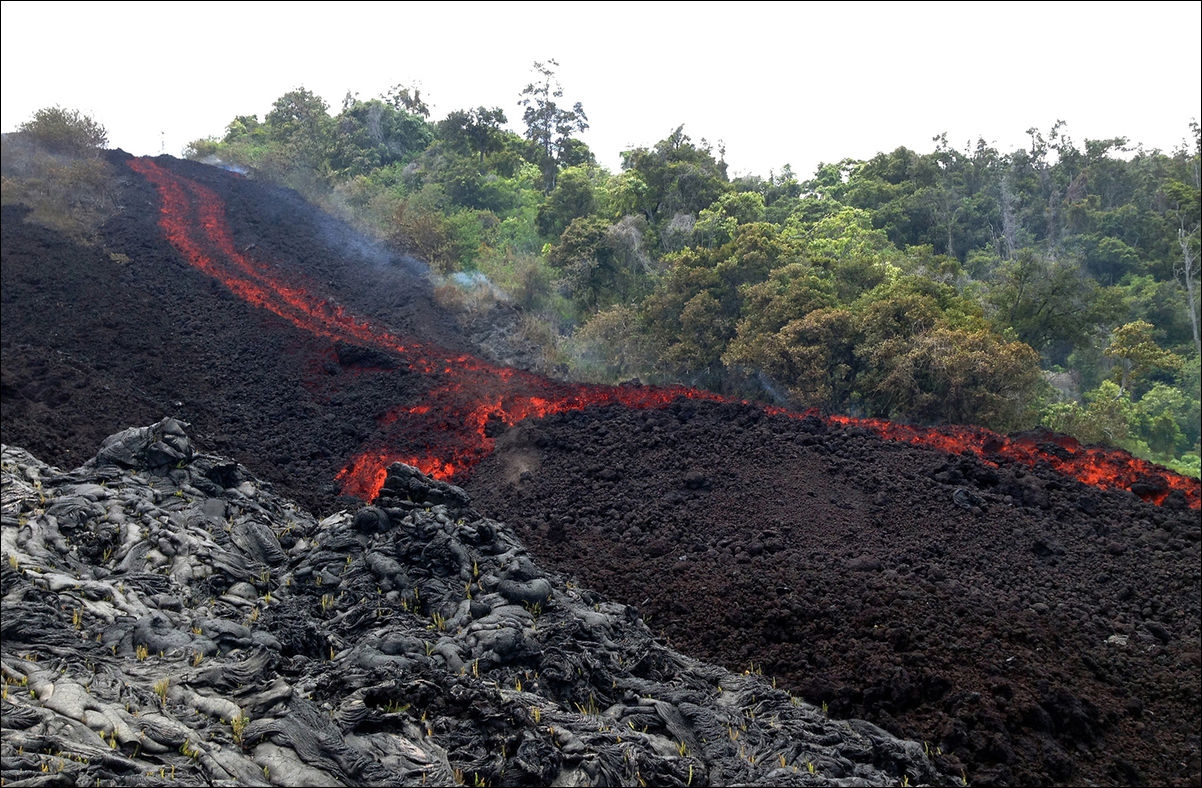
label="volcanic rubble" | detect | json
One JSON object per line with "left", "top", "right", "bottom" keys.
{"left": 462, "top": 401, "right": 1202, "bottom": 787}
{"left": 1, "top": 150, "right": 1200, "bottom": 787}
{"left": 1, "top": 417, "right": 954, "bottom": 786}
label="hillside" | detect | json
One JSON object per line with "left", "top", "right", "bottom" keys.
{"left": 2, "top": 420, "right": 955, "bottom": 786}
{"left": 2, "top": 151, "right": 1200, "bottom": 786}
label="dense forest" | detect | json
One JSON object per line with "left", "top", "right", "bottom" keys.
{"left": 9, "top": 62, "right": 1201, "bottom": 477}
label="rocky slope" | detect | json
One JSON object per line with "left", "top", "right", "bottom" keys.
{"left": 463, "top": 402, "right": 1202, "bottom": 786}
{"left": 2, "top": 146, "right": 1199, "bottom": 786}
{"left": 1, "top": 419, "right": 952, "bottom": 786}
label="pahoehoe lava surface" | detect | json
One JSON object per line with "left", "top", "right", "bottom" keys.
{"left": 3, "top": 151, "right": 1200, "bottom": 786}
{"left": 2, "top": 420, "right": 953, "bottom": 787}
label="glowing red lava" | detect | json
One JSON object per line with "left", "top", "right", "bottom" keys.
{"left": 827, "top": 416, "right": 1199, "bottom": 508}
{"left": 129, "top": 157, "right": 1200, "bottom": 509}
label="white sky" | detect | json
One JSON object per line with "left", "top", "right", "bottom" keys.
{"left": 2, "top": 1, "right": 1200, "bottom": 180}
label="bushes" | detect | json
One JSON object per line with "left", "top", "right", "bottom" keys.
{"left": 1, "top": 128, "right": 117, "bottom": 242}
{"left": 17, "top": 106, "right": 108, "bottom": 155}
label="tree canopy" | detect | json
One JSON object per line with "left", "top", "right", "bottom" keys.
{"left": 173, "top": 83, "right": 1202, "bottom": 477}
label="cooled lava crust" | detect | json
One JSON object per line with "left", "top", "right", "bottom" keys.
{"left": 3, "top": 152, "right": 1199, "bottom": 787}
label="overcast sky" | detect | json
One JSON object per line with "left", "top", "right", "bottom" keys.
{"left": 3, "top": 1, "right": 1200, "bottom": 179}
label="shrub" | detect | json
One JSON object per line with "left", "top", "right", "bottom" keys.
{"left": 17, "top": 106, "right": 108, "bottom": 155}
{"left": 1, "top": 133, "right": 118, "bottom": 241}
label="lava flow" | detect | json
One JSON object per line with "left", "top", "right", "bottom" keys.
{"left": 828, "top": 416, "right": 1200, "bottom": 508}
{"left": 129, "top": 157, "right": 1201, "bottom": 509}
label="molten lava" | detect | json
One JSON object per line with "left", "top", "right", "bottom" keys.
{"left": 827, "top": 416, "right": 1199, "bottom": 508}
{"left": 129, "top": 157, "right": 1200, "bottom": 509}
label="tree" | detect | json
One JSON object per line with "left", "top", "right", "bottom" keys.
{"left": 264, "top": 87, "right": 334, "bottom": 176}
{"left": 437, "top": 107, "right": 508, "bottom": 163}
{"left": 984, "top": 248, "right": 1123, "bottom": 364}
{"left": 223, "top": 115, "right": 266, "bottom": 144}
{"left": 17, "top": 106, "right": 108, "bottom": 154}
{"left": 1160, "top": 172, "right": 1201, "bottom": 355}
{"left": 1104, "top": 319, "right": 1185, "bottom": 396}
{"left": 694, "top": 192, "right": 766, "bottom": 247}
{"left": 863, "top": 326, "right": 1043, "bottom": 430}
{"left": 518, "top": 59, "right": 589, "bottom": 192}
{"left": 671, "top": 291, "right": 730, "bottom": 381}
{"left": 536, "top": 166, "right": 598, "bottom": 238}
{"left": 267, "top": 88, "right": 331, "bottom": 143}
{"left": 569, "top": 304, "right": 655, "bottom": 381}
{"left": 1041, "top": 380, "right": 1137, "bottom": 448}
{"left": 1135, "top": 382, "right": 1199, "bottom": 458}
{"left": 1073, "top": 234, "right": 1142, "bottom": 283}
{"left": 723, "top": 306, "right": 857, "bottom": 410}
{"left": 620, "top": 126, "right": 730, "bottom": 238}
{"left": 390, "top": 199, "right": 457, "bottom": 273}
{"left": 329, "top": 98, "right": 432, "bottom": 177}
{"left": 5, "top": 107, "right": 117, "bottom": 240}
{"left": 640, "top": 263, "right": 730, "bottom": 386}
{"left": 384, "top": 83, "right": 430, "bottom": 118}
{"left": 1177, "top": 225, "right": 1201, "bottom": 355}
{"left": 724, "top": 264, "right": 838, "bottom": 348}
{"left": 713, "top": 222, "right": 792, "bottom": 293}
{"left": 547, "top": 216, "right": 648, "bottom": 311}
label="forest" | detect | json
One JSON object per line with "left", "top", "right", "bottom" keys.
{"left": 12, "top": 61, "right": 1202, "bottom": 478}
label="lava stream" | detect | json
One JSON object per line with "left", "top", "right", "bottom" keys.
{"left": 828, "top": 416, "right": 1199, "bottom": 508}
{"left": 130, "top": 157, "right": 1200, "bottom": 510}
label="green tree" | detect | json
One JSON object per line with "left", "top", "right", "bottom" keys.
{"left": 2, "top": 112, "right": 117, "bottom": 240}
{"left": 223, "top": 114, "right": 267, "bottom": 144}
{"left": 862, "top": 326, "right": 1043, "bottom": 430}
{"left": 267, "top": 88, "right": 332, "bottom": 144}
{"left": 264, "top": 87, "right": 334, "bottom": 177}
{"left": 1057, "top": 232, "right": 1140, "bottom": 284}
{"left": 985, "top": 248, "right": 1123, "bottom": 364}
{"left": 1104, "top": 319, "right": 1185, "bottom": 395}
{"left": 713, "top": 222, "right": 794, "bottom": 292}
{"left": 694, "top": 191, "right": 766, "bottom": 247}
{"left": 329, "top": 98, "right": 432, "bottom": 178}
{"left": 17, "top": 106, "right": 108, "bottom": 154}
{"left": 547, "top": 216, "right": 614, "bottom": 311}
{"left": 1133, "top": 382, "right": 1197, "bottom": 458}
{"left": 670, "top": 290, "right": 730, "bottom": 381}
{"left": 390, "top": 197, "right": 458, "bottom": 273}
{"left": 640, "top": 262, "right": 732, "bottom": 387}
{"left": 569, "top": 304, "right": 655, "bottom": 381}
{"left": 384, "top": 82, "right": 431, "bottom": 118}
{"left": 1159, "top": 169, "right": 1201, "bottom": 354}
{"left": 620, "top": 126, "right": 729, "bottom": 238}
{"left": 437, "top": 106, "right": 508, "bottom": 163}
{"left": 1041, "top": 380, "right": 1137, "bottom": 448}
{"left": 547, "top": 214, "right": 652, "bottom": 312}
{"left": 434, "top": 156, "right": 518, "bottom": 213}
{"left": 1176, "top": 223, "right": 1200, "bottom": 355}
{"left": 724, "top": 306, "right": 858, "bottom": 410}
{"left": 519, "top": 59, "right": 589, "bottom": 192}
{"left": 536, "top": 165, "right": 598, "bottom": 238}
{"left": 725, "top": 264, "right": 839, "bottom": 350}
{"left": 731, "top": 166, "right": 804, "bottom": 224}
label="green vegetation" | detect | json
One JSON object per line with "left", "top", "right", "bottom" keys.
{"left": 8, "top": 66, "right": 1197, "bottom": 477}
{"left": 2, "top": 106, "right": 117, "bottom": 240}
{"left": 184, "top": 80, "right": 1200, "bottom": 474}
{"left": 17, "top": 106, "right": 109, "bottom": 154}
{"left": 229, "top": 714, "right": 249, "bottom": 746}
